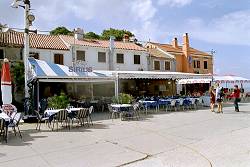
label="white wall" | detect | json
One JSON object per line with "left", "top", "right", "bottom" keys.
{"left": 72, "top": 45, "right": 149, "bottom": 71}
{"left": 29, "top": 48, "right": 72, "bottom": 66}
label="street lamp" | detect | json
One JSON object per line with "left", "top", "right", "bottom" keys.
{"left": 11, "top": 0, "right": 35, "bottom": 99}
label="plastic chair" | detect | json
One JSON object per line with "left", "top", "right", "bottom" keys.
{"left": 74, "top": 108, "right": 88, "bottom": 126}
{"left": 87, "top": 106, "right": 94, "bottom": 126}
{"left": 34, "top": 110, "right": 50, "bottom": 131}
{"left": 108, "top": 105, "right": 120, "bottom": 120}
{"left": 52, "top": 110, "right": 70, "bottom": 131}
{"left": 8, "top": 112, "right": 23, "bottom": 138}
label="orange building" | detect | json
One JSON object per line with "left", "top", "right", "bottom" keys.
{"left": 145, "top": 33, "right": 213, "bottom": 74}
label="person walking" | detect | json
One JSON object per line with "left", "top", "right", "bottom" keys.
{"left": 209, "top": 86, "right": 215, "bottom": 112}
{"left": 216, "top": 85, "right": 223, "bottom": 113}
{"left": 232, "top": 85, "right": 241, "bottom": 112}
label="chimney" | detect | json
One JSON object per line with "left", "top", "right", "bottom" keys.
{"left": 123, "top": 34, "right": 129, "bottom": 42}
{"left": 182, "top": 33, "right": 191, "bottom": 73}
{"left": 74, "top": 28, "right": 84, "bottom": 40}
{"left": 182, "top": 33, "right": 189, "bottom": 49}
{"left": 172, "top": 37, "right": 178, "bottom": 48}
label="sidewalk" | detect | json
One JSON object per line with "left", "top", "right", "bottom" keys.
{"left": 1, "top": 103, "right": 250, "bottom": 167}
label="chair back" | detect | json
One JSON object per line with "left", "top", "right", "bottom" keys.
{"left": 13, "top": 112, "right": 22, "bottom": 125}
{"left": 179, "top": 99, "right": 184, "bottom": 105}
{"left": 34, "top": 110, "right": 42, "bottom": 120}
{"left": 10, "top": 112, "right": 17, "bottom": 120}
{"left": 77, "top": 108, "right": 88, "bottom": 118}
{"left": 55, "top": 110, "right": 68, "bottom": 121}
{"left": 133, "top": 103, "right": 139, "bottom": 111}
{"left": 108, "top": 105, "right": 113, "bottom": 112}
{"left": 89, "top": 106, "right": 94, "bottom": 114}
{"left": 0, "top": 118, "right": 5, "bottom": 130}
{"left": 198, "top": 98, "right": 203, "bottom": 104}
{"left": 191, "top": 98, "right": 196, "bottom": 105}
{"left": 170, "top": 100, "right": 176, "bottom": 106}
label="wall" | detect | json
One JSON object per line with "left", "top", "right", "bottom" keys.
{"left": 191, "top": 55, "right": 213, "bottom": 74}
{"left": 72, "top": 45, "right": 149, "bottom": 71}
{"left": 29, "top": 48, "right": 71, "bottom": 66}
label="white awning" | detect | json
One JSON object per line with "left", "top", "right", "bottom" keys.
{"left": 213, "top": 75, "right": 250, "bottom": 83}
{"left": 177, "top": 78, "right": 212, "bottom": 84}
{"left": 115, "top": 71, "right": 212, "bottom": 80}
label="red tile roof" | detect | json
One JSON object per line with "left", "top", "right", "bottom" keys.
{"left": 59, "top": 35, "right": 146, "bottom": 51}
{"left": 149, "top": 42, "right": 211, "bottom": 56}
{"left": 0, "top": 31, "right": 69, "bottom": 50}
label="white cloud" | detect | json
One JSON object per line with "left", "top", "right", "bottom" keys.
{"left": 157, "top": 0, "right": 192, "bottom": 7}
{"left": 131, "top": 0, "right": 156, "bottom": 21}
{"left": 186, "top": 10, "right": 250, "bottom": 45}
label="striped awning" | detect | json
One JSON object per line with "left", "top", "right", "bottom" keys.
{"left": 28, "top": 58, "right": 113, "bottom": 81}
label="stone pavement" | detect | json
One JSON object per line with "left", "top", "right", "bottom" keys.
{"left": 1, "top": 103, "right": 250, "bottom": 167}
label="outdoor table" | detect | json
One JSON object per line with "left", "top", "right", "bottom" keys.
{"left": 111, "top": 104, "right": 132, "bottom": 112}
{"left": 44, "top": 109, "right": 65, "bottom": 117}
{"left": 111, "top": 104, "right": 133, "bottom": 120}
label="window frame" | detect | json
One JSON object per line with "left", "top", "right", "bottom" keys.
{"left": 154, "top": 60, "right": 160, "bottom": 70}
{"left": 197, "top": 60, "right": 200, "bottom": 68}
{"left": 116, "top": 53, "right": 124, "bottom": 64}
{"left": 76, "top": 50, "right": 86, "bottom": 61}
{"left": 98, "top": 52, "right": 106, "bottom": 63}
{"left": 54, "top": 54, "right": 64, "bottom": 65}
{"left": 134, "top": 54, "right": 140, "bottom": 64}
{"left": 164, "top": 61, "right": 171, "bottom": 71}
{"left": 204, "top": 60, "right": 208, "bottom": 69}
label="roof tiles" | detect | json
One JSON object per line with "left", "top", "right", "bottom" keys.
{"left": 0, "top": 31, "right": 69, "bottom": 50}
{"left": 59, "top": 35, "right": 146, "bottom": 51}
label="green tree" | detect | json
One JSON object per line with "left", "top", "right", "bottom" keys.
{"left": 50, "top": 26, "right": 72, "bottom": 35}
{"left": 100, "top": 28, "right": 134, "bottom": 41}
{"left": 84, "top": 31, "right": 100, "bottom": 39}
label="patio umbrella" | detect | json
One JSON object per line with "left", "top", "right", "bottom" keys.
{"left": 1, "top": 58, "right": 12, "bottom": 104}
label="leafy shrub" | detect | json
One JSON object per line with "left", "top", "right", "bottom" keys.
{"left": 47, "top": 92, "right": 69, "bottom": 109}
{"left": 112, "top": 93, "right": 133, "bottom": 104}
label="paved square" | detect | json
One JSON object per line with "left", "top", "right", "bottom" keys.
{"left": 1, "top": 103, "right": 250, "bottom": 167}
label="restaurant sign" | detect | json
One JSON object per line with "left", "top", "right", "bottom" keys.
{"left": 69, "top": 60, "right": 93, "bottom": 72}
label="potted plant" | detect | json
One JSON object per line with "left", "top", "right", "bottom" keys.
{"left": 112, "top": 93, "right": 133, "bottom": 104}
{"left": 47, "top": 92, "right": 69, "bottom": 109}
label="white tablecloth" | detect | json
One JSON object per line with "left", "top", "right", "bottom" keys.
{"left": 44, "top": 108, "right": 84, "bottom": 116}
{"left": 111, "top": 104, "right": 132, "bottom": 108}
{"left": 0, "top": 112, "right": 11, "bottom": 122}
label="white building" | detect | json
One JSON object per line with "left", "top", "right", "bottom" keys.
{"left": 0, "top": 31, "right": 149, "bottom": 72}
{"left": 59, "top": 34, "right": 148, "bottom": 71}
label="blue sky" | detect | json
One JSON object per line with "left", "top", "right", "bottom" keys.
{"left": 1, "top": 0, "right": 250, "bottom": 78}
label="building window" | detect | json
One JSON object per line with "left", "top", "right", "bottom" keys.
{"left": 98, "top": 52, "right": 106, "bottom": 62}
{"left": 197, "top": 60, "right": 200, "bottom": 68}
{"left": 134, "top": 55, "right": 140, "bottom": 64}
{"left": 154, "top": 61, "right": 160, "bottom": 70}
{"left": 117, "top": 53, "right": 124, "bottom": 64}
{"left": 29, "top": 52, "right": 39, "bottom": 59}
{"left": 204, "top": 61, "right": 208, "bottom": 69}
{"left": 76, "top": 50, "right": 85, "bottom": 61}
{"left": 54, "top": 54, "right": 64, "bottom": 65}
{"left": 0, "top": 49, "right": 4, "bottom": 59}
{"left": 165, "top": 61, "right": 171, "bottom": 71}
{"left": 193, "top": 60, "right": 196, "bottom": 68}
{"left": 193, "top": 60, "right": 200, "bottom": 69}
